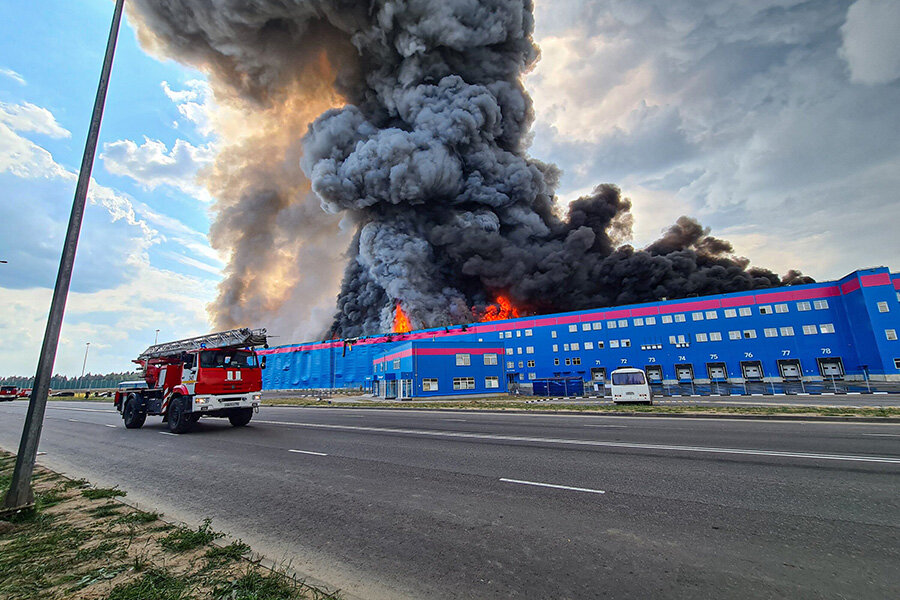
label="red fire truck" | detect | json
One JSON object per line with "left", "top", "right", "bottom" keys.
{"left": 115, "top": 328, "right": 267, "bottom": 433}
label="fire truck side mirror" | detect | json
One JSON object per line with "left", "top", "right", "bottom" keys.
{"left": 260, "top": 356, "right": 267, "bottom": 370}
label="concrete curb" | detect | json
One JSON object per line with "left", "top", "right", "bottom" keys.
{"left": 260, "top": 403, "right": 900, "bottom": 423}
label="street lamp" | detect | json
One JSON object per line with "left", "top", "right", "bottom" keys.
{"left": 155, "top": 329, "right": 160, "bottom": 344}
{"left": 81, "top": 342, "right": 91, "bottom": 390}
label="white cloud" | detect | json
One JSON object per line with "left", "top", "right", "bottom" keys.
{"left": 840, "top": 0, "right": 900, "bottom": 84}
{"left": 162, "top": 79, "right": 216, "bottom": 137}
{"left": 0, "top": 67, "right": 26, "bottom": 86}
{"left": 0, "top": 101, "right": 70, "bottom": 138}
{"left": 101, "top": 136, "right": 214, "bottom": 201}
{"left": 527, "top": 0, "right": 900, "bottom": 280}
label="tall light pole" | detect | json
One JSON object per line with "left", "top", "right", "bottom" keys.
{"left": 154, "top": 329, "right": 160, "bottom": 344}
{"left": 81, "top": 342, "right": 91, "bottom": 388}
{"left": 4, "top": 0, "right": 125, "bottom": 511}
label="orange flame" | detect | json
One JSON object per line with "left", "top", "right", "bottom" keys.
{"left": 393, "top": 304, "right": 412, "bottom": 333}
{"left": 479, "top": 295, "right": 521, "bottom": 322}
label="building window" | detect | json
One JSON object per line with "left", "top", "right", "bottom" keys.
{"left": 887, "top": 329, "right": 898, "bottom": 341}
{"left": 706, "top": 311, "right": 718, "bottom": 320}
{"left": 743, "top": 330, "right": 757, "bottom": 339}
{"left": 692, "top": 312, "right": 704, "bottom": 321}
{"left": 526, "top": 346, "right": 535, "bottom": 354}
{"left": 724, "top": 309, "right": 737, "bottom": 318}
{"left": 739, "top": 307, "right": 752, "bottom": 317}
{"left": 618, "top": 319, "right": 628, "bottom": 328}
{"left": 568, "top": 324, "right": 577, "bottom": 332}
{"left": 710, "top": 332, "right": 722, "bottom": 341}
{"left": 554, "top": 358, "right": 560, "bottom": 365}
{"left": 775, "top": 303, "right": 789, "bottom": 313}
{"left": 760, "top": 305, "right": 773, "bottom": 315}
{"left": 484, "top": 353, "right": 498, "bottom": 365}
{"left": 894, "top": 358, "right": 900, "bottom": 369}
{"left": 527, "top": 360, "right": 535, "bottom": 368}
{"left": 780, "top": 326, "right": 795, "bottom": 336}
{"left": 573, "top": 357, "right": 582, "bottom": 365}
{"left": 581, "top": 323, "right": 590, "bottom": 331}
{"left": 506, "top": 348, "right": 514, "bottom": 355}
{"left": 528, "top": 373, "right": 536, "bottom": 380}
{"left": 797, "top": 301, "right": 811, "bottom": 311}
{"left": 504, "top": 331, "right": 513, "bottom": 339}
{"left": 422, "top": 378, "right": 439, "bottom": 391}
{"left": 551, "top": 330, "right": 558, "bottom": 338}
{"left": 563, "top": 343, "right": 570, "bottom": 351}
{"left": 662, "top": 315, "right": 673, "bottom": 324}
{"left": 552, "top": 344, "right": 559, "bottom": 352}
{"left": 498, "top": 333, "right": 504, "bottom": 340}
{"left": 696, "top": 333, "right": 708, "bottom": 342}
{"left": 729, "top": 330, "right": 741, "bottom": 340}
{"left": 517, "top": 347, "right": 523, "bottom": 355}
{"left": 877, "top": 301, "right": 889, "bottom": 313}
{"left": 485, "top": 376, "right": 499, "bottom": 389}
{"left": 584, "top": 341, "right": 594, "bottom": 350}
{"left": 592, "top": 322, "right": 602, "bottom": 330}
{"left": 525, "top": 328, "right": 533, "bottom": 336}
{"left": 565, "top": 358, "right": 571, "bottom": 365}
{"left": 608, "top": 320, "right": 617, "bottom": 329}
{"left": 674, "top": 314, "right": 686, "bottom": 322}
{"left": 571, "top": 342, "right": 580, "bottom": 351}
{"left": 646, "top": 316, "right": 657, "bottom": 325}
{"left": 814, "top": 299, "right": 829, "bottom": 310}
{"left": 610, "top": 340, "right": 620, "bottom": 348}
{"left": 393, "top": 359, "right": 401, "bottom": 369}
{"left": 764, "top": 328, "right": 778, "bottom": 338}
{"left": 621, "top": 339, "right": 631, "bottom": 347}
{"left": 677, "top": 335, "right": 686, "bottom": 344}
{"left": 518, "top": 361, "right": 524, "bottom": 368}
{"left": 506, "top": 361, "right": 514, "bottom": 369}
{"left": 668, "top": 335, "right": 677, "bottom": 344}
{"left": 802, "top": 325, "right": 818, "bottom": 335}
{"left": 597, "top": 341, "right": 604, "bottom": 348}
{"left": 634, "top": 317, "right": 644, "bottom": 326}
{"left": 453, "top": 377, "right": 476, "bottom": 390}
{"left": 820, "top": 323, "right": 835, "bottom": 334}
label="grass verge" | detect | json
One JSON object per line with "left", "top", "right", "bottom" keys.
{"left": 262, "top": 396, "right": 900, "bottom": 418}
{"left": 0, "top": 450, "right": 342, "bottom": 599}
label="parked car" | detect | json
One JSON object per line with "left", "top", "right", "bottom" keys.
{"left": 0, "top": 385, "right": 18, "bottom": 401}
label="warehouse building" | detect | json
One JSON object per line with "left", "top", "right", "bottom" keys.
{"left": 259, "top": 267, "right": 900, "bottom": 394}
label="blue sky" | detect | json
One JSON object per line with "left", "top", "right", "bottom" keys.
{"left": 1, "top": 0, "right": 899, "bottom": 376}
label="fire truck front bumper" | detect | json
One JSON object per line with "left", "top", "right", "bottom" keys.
{"left": 190, "top": 392, "right": 261, "bottom": 413}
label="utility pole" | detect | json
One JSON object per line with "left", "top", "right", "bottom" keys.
{"left": 3, "top": 0, "right": 125, "bottom": 511}
{"left": 81, "top": 342, "right": 91, "bottom": 390}
{"left": 155, "top": 329, "right": 160, "bottom": 344}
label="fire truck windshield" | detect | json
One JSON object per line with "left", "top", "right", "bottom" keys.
{"left": 199, "top": 349, "right": 258, "bottom": 369}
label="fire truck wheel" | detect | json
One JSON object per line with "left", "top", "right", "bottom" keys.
{"left": 167, "top": 396, "right": 194, "bottom": 434}
{"left": 228, "top": 408, "right": 253, "bottom": 427}
{"left": 123, "top": 395, "right": 146, "bottom": 429}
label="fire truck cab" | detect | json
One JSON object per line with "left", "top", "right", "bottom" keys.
{"left": 116, "top": 328, "right": 267, "bottom": 434}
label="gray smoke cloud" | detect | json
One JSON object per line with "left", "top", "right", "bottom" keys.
{"left": 129, "top": 0, "right": 812, "bottom": 339}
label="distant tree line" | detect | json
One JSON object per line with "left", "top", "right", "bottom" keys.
{"left": 0, "top": 371, "right": 141, "bottom": 390}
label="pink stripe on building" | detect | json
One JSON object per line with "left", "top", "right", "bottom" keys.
{"left": 840, "top": 278, "right": 861, "bottom": 294}
{"left": 658, "top": 299, "right": 720, "bottom": 314}
{"left": 860, "top": 273, "right": 891, "bottom": 287}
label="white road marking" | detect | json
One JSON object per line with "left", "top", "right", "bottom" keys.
{"left": 446, "top": 419, "right": 468, "bottom": 422}
{"left": 584, "top": 424, "right": 626, "bottom": 429}
{"left": 254, "top": 420, "right": 900, "bottom": 464}
{"left": 159, "top": 432, "right": 177, "bottom": 436}
{"left": 288, "top": 449, "right": 328, "bottom": 456}
{"left": 863, "top": 433, "right": 900, "bottom": 438}
{"left": 67, "top": 418, "right": 79, "bottom": 422}
{"left": 104, "top": 424, "right": 117, "bottom": 428}
{"left": 500, "top": 478, "right": 605, "bottom": 495}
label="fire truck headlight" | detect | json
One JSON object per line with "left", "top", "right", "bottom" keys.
{"left": 194, "top": 396, "right": 208, "bottom": 405}
{"left": 252, "top": 394, "right": 261, "bottom": 401}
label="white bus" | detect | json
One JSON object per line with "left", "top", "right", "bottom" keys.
{"left": 609, "top": 367, "right": 652, "bottom": 405}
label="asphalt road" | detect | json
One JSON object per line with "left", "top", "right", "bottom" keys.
{"left": 1, "top": 401, "right": 898, "bottom": 599}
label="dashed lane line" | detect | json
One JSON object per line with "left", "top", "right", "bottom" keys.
{"left": 253, "top": 420, "right": 900, "bottom": 465}
{"left": 288, "top": 449, "right": 328, "bottom": 456}
{"left": 500, "top": 478, "right": 605, "bottom": 495}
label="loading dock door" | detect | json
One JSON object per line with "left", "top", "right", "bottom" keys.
{"left": 645, "top": 365, "right": 663, "bottom": 382}
{"left": 818, "top": 357, "right": 844, "bottom": 378}
{"left": 741, "top": 361, "right": 763, "bottom": 380}
{"left": 778, "top": 359, "right": 801, "bottom": 379}
{"left": 590, "top": 367, "right": 606, "bottom": 382}
{"left": 676, "top": 364, "right": 694, "bottom": 381}
{"left": 707, "top": 363, "right": 727, "bottom": 380}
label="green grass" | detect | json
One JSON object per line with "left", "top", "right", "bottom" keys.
{"left": 82, "top": 486, "right": 127, "bottom": 500}
{"left": 159, "top": 518, "right": 223, "bottom": 552}
{"left": 206, "top": 540, "right": 251, "bottom": 563}
{"left": 115, "top": 510, "right": 160, "bottom": 525}
{"left": 106, "top": 568, "right": 189, "bottom": 600}
{"left": 89, "top": 503, "right": 123, "bottom": 518}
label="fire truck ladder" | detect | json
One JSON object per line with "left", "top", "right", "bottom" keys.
{"left": 138, "top": 328, "right": 267, "bottom": 360}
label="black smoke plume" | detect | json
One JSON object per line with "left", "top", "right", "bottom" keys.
{"left": 128, "top": 1, "right": 813, "bottom": 338}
